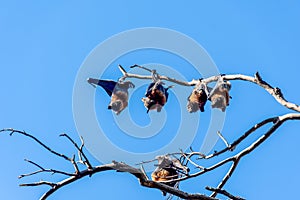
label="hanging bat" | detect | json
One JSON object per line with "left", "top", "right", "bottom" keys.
{"left": 187, "top": 82, "right": 208, "bottom": 113}
{"left": 151, "top": 156, "right": 189, "bottom": 196}
{"left": 208, "top": 77, "right": 231, "bottom": 112}
{"left": 142, "top": 81, "right": 170, "bottom": 113}
{"left": 87, "top": 78, "right": 135, "bottom": 115}
{"left": 129, "top": 64, "right": 172, "bottom": 113}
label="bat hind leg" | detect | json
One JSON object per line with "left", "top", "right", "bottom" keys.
{"left": 200, "top": 106, "right": 205, "bottom": 112}
{"left": 157, "top": 106, "right": 162, "bottom": 112}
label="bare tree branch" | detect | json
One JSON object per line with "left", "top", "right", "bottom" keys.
{"left": 0, "top": 129, "right": 94, "bottom": 176}
{"left": 20, "top": 181, "right": 57, "bottom": 187}
{"left": 210, "top": 113, "right": 300, "bottom": 197}
{"left": 19, "top": 159, "right": 75, "bottom": 178}
{"left": 0, "top": 128, "right": 216, "bottom": 199}
{"left": 203, "top": 117, "right": 278, "bottom": 159}
{"left": 159, "top": 113, "right": 300, "bottom": 186}
{"left": 206, "top": 186, "right": 245, "bottom": 200}
{"left": 71, "top": 154, "right": 80, "bottom": 174}
{"left": 119, "top": 64, "right": 199, "bottom": 86}
{"left": 60, "top": 133, "right": 93, "bottom": 169}
{"left": 217, "top": 131, "right": 230, "bottom": 149}
{"left": 1, "top": 113, "right": 299, "bottom": 199}
{"left": 0, "top": 129, "right": 72, "bottom": 161}
{"left": 204, "top": 73, "right": 300, "bottom": 112}
{"left": 39, "top": 161, "right": 218, "bottom": 200}
{"left": 118, "top": 65, "right": 300, "bottom": 112}
{"left": 179, "top": 150, "right": 205, "bottom": 170}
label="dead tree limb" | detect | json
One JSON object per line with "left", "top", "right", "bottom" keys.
{"left": 119, "top": 65, "right": 300, "bottom": 112}
{"left": 0, "top": 128, "right": 217, "bottom": 200}
{"left": 157, "top": 113, "right": 300, "bottom": 191}
{"left": 206, "top": 186, "right": 245, "bottom": 200}
{"left": 2, "top": 112, "right": 299, "bottom": 200}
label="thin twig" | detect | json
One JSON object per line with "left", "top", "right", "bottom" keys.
{"left": 0, "top": 128, "right": 71, "bottom": 161}
{"left": 217, "top": 131, "right": 230, "bottom": 149}
{"left": 130, "top": 64, "right": 153, "bottom": 72}
{"left": 22, "top": 159, "right": 75, "bottom": 177}
{"left": 119, "top": 65, "right": 199, "bottom": 86}
{"left": 204, "top": 117, "right": 278, "bottom": 159}
{"left": 179, "top": 150, "right": 205, "bottom": 170}
{"left": 20, "top": 181, "right": 57, "bottom": 187}
{"left": 78, "top": 136, "right": 85, "bottom": 164}
{"left": 60, "top": 133, "right": 93, "bottom": 169}
{"left": 19, "top": 169, "right": 75, "bottom": 179}
{"left": 159, "top": 113, "right": 300, "bottom": 186}
{"left": 136, "top": 158, "right": 158, "bottom": 166}
{"left": 210, "top": 113, "right": 300, "bottom": 197}
{"left": 139, "top": 165, "right": 149, "bottom": 180}
{"left": 24, "top": 159, "right": 45, "bottom": 170}
{"left": 71, "top": 154, "right": 79, "bottom": 174}
{"left": 206, "top": 186, "right": 245, "bottom": 200}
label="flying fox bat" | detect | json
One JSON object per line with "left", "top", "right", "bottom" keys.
{"left": 187, "top": 82, "right": 208, "bottom": 113}
{"left": 151, "top": 156, "right": 189, "bottom": 196}
{"left": 142, "top": 81, "right": 170, "bottom": 113}
{"left": 208, "top": 78, "right": 231, "bottom": 112}
{"left": 87, "top": 78, "right": 135, "bottom": 115}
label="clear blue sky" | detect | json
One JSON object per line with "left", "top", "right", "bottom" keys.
{"left": 1, "top": 1, "right": 300, "bottom": 199}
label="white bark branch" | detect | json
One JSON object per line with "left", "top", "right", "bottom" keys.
{"left": 118, "top": 65, "right": 300, "bottom": 112}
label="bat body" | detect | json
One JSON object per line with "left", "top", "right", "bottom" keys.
{"left": 151, "top": 156, "right": 189, "bottom": 196}
{"left": 187, "top": 86, "right": 208, "bottom": 113}
{"left": 151, "top": 167, "right": 178, "bottom": 196}
{"left": 87, "top": 78, "right": 134, "bottom": 115}
{"left": 209, "top": 80, "right": 231, "bottom": 112}
{"left": 142, "top": 82, "right": 169, "bottom": 113}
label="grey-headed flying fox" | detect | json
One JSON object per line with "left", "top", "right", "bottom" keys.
{"left": 87, "top": 78, "right": 135, "bottom": 115}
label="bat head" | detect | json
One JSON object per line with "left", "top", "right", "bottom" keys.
{"left": 121, "top": 81, "right": 135, "bottom": 89}
{"left": 187, "top": 89, "right": 207, "bottom": 113}
{"left": 211, "top": 96, "right": 227, "bottom": 111}
{"left": 142, "top": 97, "right": 159, "bottom": 113}
{"left": 209, "top": 80, "right": 231, "bottom": 112}
{"left": 108, "top": 100, "right": 122, "bottom": 113}
{"left": 187, "top": 101, "right": 199, "bottom": 113}
{"left": 220, "top": 81, "right": 231, "bottom": 91}
{"left": 156, "top": 156, "right": 189, "bottom": 172}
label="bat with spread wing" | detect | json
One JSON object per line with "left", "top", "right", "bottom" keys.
{"left": 87, "top": 78, "right": 135, "bottom": 115}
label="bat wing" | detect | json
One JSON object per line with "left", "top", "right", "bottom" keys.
{"left": 164, "top": 89, "right": 169, "bottom": 102}
{"left": 159, "top": 85, "right": 169, "bottom": 102}
{"left": 145, "top": 82, "right": 155, "bottom": 96}
{"left": 88, "top": 78, "right": 117, "bottom": 96}
{"left": 154, "top": 84, "right": 169, "bottom": 102}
